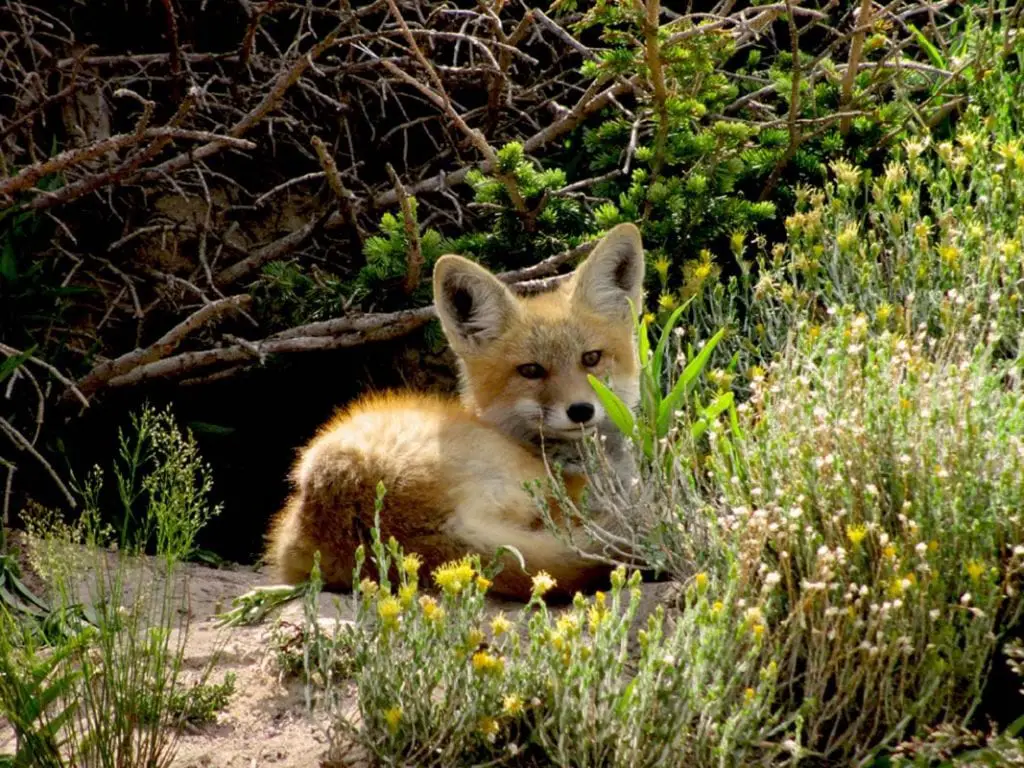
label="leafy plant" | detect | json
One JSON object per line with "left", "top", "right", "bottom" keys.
{"left": 588, "top": 300, "right": 734, "bottom": 464}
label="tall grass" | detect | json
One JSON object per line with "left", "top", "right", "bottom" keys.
{"left": 0, "top": 404, "right": 229, "bottom": 767}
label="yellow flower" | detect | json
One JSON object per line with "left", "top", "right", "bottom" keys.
{"left": 610, "top": 567, "right": 627, "bottom": 589}
{"left": 653, "top": 257, "right": 670, "bottom": 278}
{"left": 467, "top": 628, "right": 486, "bottom": 649}
{"left": 502, "top": 693, "right": 525, "bottom": 717}
{"left": 398, "top": 583, "right": 417, "bottom": 608}
{"left": 419, "top": 595, "right": 445, "bottom": 623}
{"left": 658, "top": 293, "right": 678, "bottom": 311}
{"left": 378, "top": 595, "right": 402, "bottom": 627}
{"left": 751, "top": 623, "right": 766, "bottom": 640}
{"left": 477, "top": 716, "right": 499, "bottom": 739}
{"left": 433, "top": 558, "right": 475, "bottom": 595}
{"left": 744, "top": 687, "right": 756, "bottom": 703}
{"left": 384, "top": 706, "right": 403, "bottom": 734}
{"left": 831, "top": 158, "right": 861, "bottom": 188}
{"left": 836, "top": 223, "right": 858, "bottom": 252}
{"left": 938, "top": 244, "right": 960, "bottom": 267}
{"left": 966, "top": 561, "right": 986, "bottom": 582}
{"left": 531, "top": 571, "right": 557, "bottom": 598}
{"left": 402, "top": 553, "right": 423, "bottom": 576}
{"left": 730, "top": 231, "right": 746, "bottom": 255}
{"left": 846, "top": 524, "right": 868, "bottom": 547}
{"left": 694, "top": 262, "right": 713, "bottom": 281}
{"left": 883, "top": 544, "right": 898, "bottom": 560}
{"left": 556, "top": 614, "right": 580, "bottom": 638}
{"left": 490, "top": 612, "right": 512, "bottom": 636}
{"left": 471, "top": 651, "right": 505, "bottom": 676}
{"left": 711, "top": 600, "right": 724, "bottom": 615}
{"left": 694, "top": 572, "right": 708, "bottom": 591}
{"left": 928, "top": 540, "right": 939, "bottom": 552}
{"left": 359, "top": 578, "right": 379, "bottom": 598}
{"left": 475, "top": 575, "right": 493, "bottom": 593}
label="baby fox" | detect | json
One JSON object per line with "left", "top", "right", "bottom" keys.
{"left": 264, "top": 223, "right": 644, "bottom": 600}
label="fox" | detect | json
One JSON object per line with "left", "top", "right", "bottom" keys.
{"left": 263, "top": 222, "right": 645, "bottom": 601}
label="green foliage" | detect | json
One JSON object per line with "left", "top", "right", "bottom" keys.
{"left": 216, "top": 582, "right": 312, "bottom": 627}
{"left": 141, "top": 673, "right": 237, "bottom": 726}
{"left": 456, "top": 142, "right": 592, "bottom": 267}
{"left": 0, "top": 612, "right": 83, "bottom": 768}
{"left": 588, "top": 301, "right": 734, "bottom": 464}
{"left": 359, "top": 200, "right": 451, "bottom": 304}
{"left": 252, "top": 261, "right": 352, "bottom": 328}
{"left": 324, "top": 530, "right": 783, "bottom": 767}
{"left": 0, "top": 404, "right": 228, "bottom": 767}
{"left": 678, "top": 27, "right": 1024, "bottom": 386}
{"left": 92, "top": 402, "right": 224, "bottom": 561}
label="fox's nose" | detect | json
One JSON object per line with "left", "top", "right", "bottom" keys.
{"left": 566, "top": 402, "right": 595, "bottom": 424}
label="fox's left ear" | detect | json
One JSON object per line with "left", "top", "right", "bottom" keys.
{"left": 570, "top": 223, "right": 645, "bottom": 319}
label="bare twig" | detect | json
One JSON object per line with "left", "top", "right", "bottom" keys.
{"left": 840, "top": 0, "right": 874, "bottom": 135}
{"left": 0, "top": 128, "right": 256, "bottom": 200}
{"left": 386, "top": 163, "right": 424, "bottom": 295}
{"left": 73, "top": 294, "right": 253, "bottom": 399}
{"left": 0, "top": 416, "right": 77, "bottom": 509}
{"left": 216, "top": 216, "right": 327, "bottom": 286}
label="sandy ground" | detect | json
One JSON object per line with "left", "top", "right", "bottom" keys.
{"left": 1, "top": 536, "right": 676, "bottom": 767}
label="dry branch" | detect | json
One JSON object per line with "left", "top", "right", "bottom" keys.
{"left": 0, "top": 128, "right": 256, "bottom": 200}
{"left": 216, "top": 217, "right": 326, "bottom": 286}
{"left": 73, "top": 294, "right": 253, "bottom": 399}
{"left": 95, "top": 236, "right": 598, "bottom": 389}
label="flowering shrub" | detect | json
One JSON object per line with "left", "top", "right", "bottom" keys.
{"left": 326, "top": 515, "right": 784, "bottom": 767}
{"left": 703, "top": 318, "right": 1024, "bottom": 761}
{"left": 315, "top": 24, "right": 1024, "bottom": 767}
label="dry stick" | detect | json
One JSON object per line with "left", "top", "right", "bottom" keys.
{"left": 386, "top": 163, "right": 424, "bottom": 296}
{"left": 104, "top": 313, "right": 438, "bottom": 388}
{"left": 72, "top": 294, "right": 253, "bottom": 399}
{"left": 637, "top": 0, "right": 669, "bottom": 218}
{"left": 483, "top": 7, "right": 534, "bottom": 134}
{"left": 1, "top": 459, "right": 13, "bottom": 528}
{"left": 100, "top": 239, "right": 599, "bottom": 389}
{"left": 136, "top": 26, "right": 346, "bottom": 183}
{"left": 840, "top": 0, "right": 874, "bottom": 135}
{"left": 0, "top": 343, "right": 89, "bottom": 407}
{"left": 0, "top": 416, "right": 76, "bottom": 509}
{"left": 382, "top": 0, "right": 529, "bottom": 214}
{"left": 215, "top": 215, "right": 327, "bottom": 286}
{"left": 311, "top": 135, "right": 363, "bottom": 245}
{"left": 0, "top": 128, "right": 256, "bottom": 200}
{"left": 158, "top": 0, "right": 183, "bottom": 90}
{"left": 758, "top": 0, "right": 804, "bottom": 203}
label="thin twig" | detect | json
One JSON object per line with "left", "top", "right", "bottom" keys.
{"left": 0, "top": 416, "right": 77, "bottom": 509}
{"left": 386, "top": 163, "right": 424, "bottom": 295}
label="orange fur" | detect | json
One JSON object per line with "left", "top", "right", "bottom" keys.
{"left": 264, "top": 224, "right": 645, "bottom": 601}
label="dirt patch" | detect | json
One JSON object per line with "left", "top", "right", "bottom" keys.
{"left": 1, "top": 536, "right": 677, "bottom": 767}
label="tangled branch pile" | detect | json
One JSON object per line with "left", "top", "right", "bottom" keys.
{"left": 0, "top": 0, "right": 982, "bottom": 510}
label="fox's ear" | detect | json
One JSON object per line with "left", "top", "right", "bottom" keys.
{"left": 434, "top": 255, "right": 518, "bottom": 350}
{"left": 571, "top": 223, "right": 645, "bottom": 318}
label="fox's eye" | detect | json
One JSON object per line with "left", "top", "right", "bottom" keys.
{"left": 517, "top": 363, "right": 546, "bottom": 380}
{"left": 581, "top": 350, "right": 603, "bottom": 367}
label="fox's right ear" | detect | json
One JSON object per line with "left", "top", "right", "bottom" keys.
{"left": 433, "top": 255, "right": 518, "bottom": 350}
